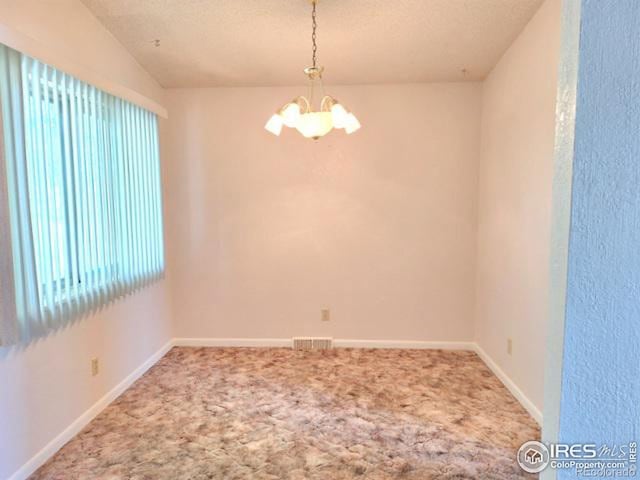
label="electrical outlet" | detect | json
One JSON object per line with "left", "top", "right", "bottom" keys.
{"left": 507, "top": 338, "right": 513, "bottom": 356}
{"left": 321, "top": 309, "right": 330, "bottom": 322}
{"left": 91, "top": 358, "right": 100, "bottom": 376}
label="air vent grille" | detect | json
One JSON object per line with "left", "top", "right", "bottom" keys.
{"left": 292, "top": 337, "right": 333, "bottom": 351}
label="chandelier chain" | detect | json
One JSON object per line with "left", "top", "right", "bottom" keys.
{"left": 312, "top": 1, "right": 317, "bottom": 68}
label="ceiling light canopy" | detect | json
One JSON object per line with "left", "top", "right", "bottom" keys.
{"left": 265, "top": 0, "right": 360, "bottom": 140}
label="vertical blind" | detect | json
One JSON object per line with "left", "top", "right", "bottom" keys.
{"left": 0, "top": 44, "right": 164, "bottom": 345}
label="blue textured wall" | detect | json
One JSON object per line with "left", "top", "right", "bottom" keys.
{"left": 559, "top": 0, "right": 640, "bottom": 471}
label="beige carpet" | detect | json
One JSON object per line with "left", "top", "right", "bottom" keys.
{"left": 31, "top": 347, "right": 539, "bottom": 479}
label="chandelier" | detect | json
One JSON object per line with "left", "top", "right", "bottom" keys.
{"left": 265, "top": 0, "right": 361, "bottom": 140}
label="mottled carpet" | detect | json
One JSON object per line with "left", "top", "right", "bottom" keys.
{"left": 31, "top": 347, "right": 539, "bottom": 479}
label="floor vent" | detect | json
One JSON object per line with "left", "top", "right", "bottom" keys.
{"left": 292, "top": 337, "right": 333, "bottom": 351}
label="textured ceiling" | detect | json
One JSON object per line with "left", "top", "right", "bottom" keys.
{"left": 81, "top": 0, "right": 544, "bottom": 88}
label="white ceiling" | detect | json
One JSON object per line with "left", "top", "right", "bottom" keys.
{"left": 82, "top": 0, "right": 544, "bottom": 88}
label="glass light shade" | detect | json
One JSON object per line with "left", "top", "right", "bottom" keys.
{"left": 330, "top": 103, "right": 350, "bottom": 129}
{"left": 281, "top": 102, "right": 301, "bottom": 127}
{"left": 344, "top": 113, "right": 361, "bottom": 134}
{"left": 265, "top": 114, "right": 283, "bottom": 136}
{"left": 295, "top": 112, "right": 333, "bottom": 139}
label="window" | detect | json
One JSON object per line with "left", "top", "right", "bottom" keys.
{"left": 0, "top": 45, "right": 164, "bottom": 345}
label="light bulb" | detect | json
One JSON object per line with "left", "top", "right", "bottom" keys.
{"left": 344, "top": 113, "right": 361, "bottom": 134}
{"left": 295, "top": 112, "right": 333, "bottom": 139}
{"left": 330, "top": 103, "right": 350, "bottom": 129}
{"left": 281, "top": 103, "right": 301, "bottom": 128}
{"left": 265, "top": 114, "right": 283, "bottom": 136}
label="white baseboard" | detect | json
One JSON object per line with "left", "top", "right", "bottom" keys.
{"left": 334, "top": 339, "right": 475, "bottom": 350}
{"left": 173, "top": 337, "right": 292, "bottom": 348}
{"left": 8, "top": 339, "right": 174, "bottom": 480}
{"left": 173, "top": 337, "right": 475, "bottom": 351}
{"left": 473, "top": 343, "right": 542, "bottom": 425}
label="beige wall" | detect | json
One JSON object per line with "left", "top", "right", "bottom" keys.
{"left": 0, "top": 2, "right": 171, "bottom": 479}
{"left": 475, "top": 0, "right": 561, "bottom": 415}
{"left": 164, "top": 84, "right": 481, "bottom": 342}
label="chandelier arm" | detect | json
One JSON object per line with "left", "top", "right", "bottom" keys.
{"left": 320, "top": 95, "right": 335, "bottom": 112}
{"left": 296, "top": 95, "right": 311, "bottom": 113}
{"left": 319, "top": 74, "right": 326, "bottom": 103}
